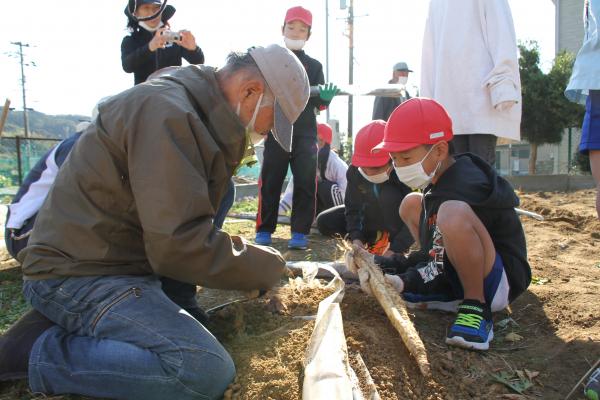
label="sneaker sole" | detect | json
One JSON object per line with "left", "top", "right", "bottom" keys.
{"left": 405, "top": 300, "right": 461, "bottom": 313}
{"left": 445, "top": 328, "right": 494, "bottom": 351}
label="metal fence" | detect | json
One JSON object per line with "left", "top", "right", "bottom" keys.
{"left": 0, "top": 136, "right": 61, "bottom": 187}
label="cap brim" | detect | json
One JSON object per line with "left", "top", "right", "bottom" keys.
{"left": 286, "top": 17, "right": 312, "bottom": 26}
{"left": 272, "top": 102, "right": 293, "bottom": 152}
{"left": 351, "top": 153, "right": 390, "bottom": 167}
{"left": 371, "top": 141, "right": 421, "bottom": 153}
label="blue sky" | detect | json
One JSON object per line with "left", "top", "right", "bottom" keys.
{"left": 0, "top": 0, "right": 556, "bottom": 135}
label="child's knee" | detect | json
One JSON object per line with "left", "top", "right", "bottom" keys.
{"left": 437, "top": 200, "right": 472, "bottom": 232}
{"left": 399, "top": 193, "right": 423, "bottom": 222}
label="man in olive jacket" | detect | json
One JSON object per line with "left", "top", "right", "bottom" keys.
{"left": 0, "top": 44, "right": 309, "bottom": 400}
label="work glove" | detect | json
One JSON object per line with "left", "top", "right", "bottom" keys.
{"left": 345, "top": 250, "right": 358, "bottom": 275}
{"left": 319, "top": 83, "right": 340, "bottom": 102}
{"left": 384, "top": 274, "right": 405, "bottom": 293}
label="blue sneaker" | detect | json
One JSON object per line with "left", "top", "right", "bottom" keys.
{"left": 255, "top": 231, "right": 272, "bottom": 246}
{"left": 585, "top": 368, "right": 600, "bottom": 400}
{"left": 288, "top": 232, "right": 308, "bottom": 250}
{"left": 445, "top": 300, "right": 493, "bottom": 351}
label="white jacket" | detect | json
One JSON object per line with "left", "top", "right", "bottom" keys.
{"left": 420, "top": 0, "right": 522, "bottom": 140}
{"left": 279, "top": 150, "right": 348, "bottom": 215}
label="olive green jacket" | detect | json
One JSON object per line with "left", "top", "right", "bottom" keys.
{"left": 19, "top": 65, "right": 284, "bottom": 291}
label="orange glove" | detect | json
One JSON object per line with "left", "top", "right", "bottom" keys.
{"left": 368, "top": 231, "right": 390, "bottom": 256}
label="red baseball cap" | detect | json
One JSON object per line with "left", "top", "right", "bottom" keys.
{"left": 372, "top": 97, "right": 453, "bottom": 153}
{"left": 285, "top": 6, "right": 313, "bottom": 27}
{"left": 352, "top": 120, "right": 391, "bottom": 167}
{"left": 317, "top": 123, "right": 333, "bottom": 144}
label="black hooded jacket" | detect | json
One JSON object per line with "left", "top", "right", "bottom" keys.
{"left": 121, "top": 28, "right": 205, "bottom": 85}
{"left": 345, "top": 166, "right": 414, "bottom": 253}
{"left": 420, "top": 153, "right": 531, "bottom": 302}
{"left": 290, "top": 50, "right": 330, "bottom": 138}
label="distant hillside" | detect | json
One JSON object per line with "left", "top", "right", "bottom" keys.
{"left": 1, "top": 108, "right": 87, "bottom": 139}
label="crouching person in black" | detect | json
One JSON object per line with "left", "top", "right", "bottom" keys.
{"left": 316, "top": 120, "right": 413, "bottom": 256}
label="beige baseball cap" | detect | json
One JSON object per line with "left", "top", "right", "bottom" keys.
{"left": 250, "top": 44, "right": 310, "bottom": 152}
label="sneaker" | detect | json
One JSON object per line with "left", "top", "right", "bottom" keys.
{"left": 445, "top": 299, "right": 493, "bottom": 351}
{"left": 0, "top": 309, "right": 55, "bottom": 381}
{"left": 288, "top": 232, "right": 308, "bottom": 250}
{"left": 585, "top": 368, "right": 600, "bottom": 400}
{"left": 403, "top": 292, "right": 461, "bottom": 312}
{"left": 255, "top": 231, "right": 272, "bottom": 246}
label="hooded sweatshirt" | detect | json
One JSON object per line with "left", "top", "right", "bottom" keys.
{"left": 289, "top": 50, "right": 329, "bottom": 137}
{"left": 345, "top": 166, "right": 414, "bottom": 253}
{"left": 419, "top": 153, "right": 530, "bottom": 302}
{"left": 19, "top": 65, "right": 285, "bottom": 291}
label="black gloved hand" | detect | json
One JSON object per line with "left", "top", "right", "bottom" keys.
{"left": 374, "top": 250, "right": 430, "bottom": 274}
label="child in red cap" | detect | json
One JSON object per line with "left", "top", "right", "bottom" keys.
{"left": 256, "top": 6, "right": 339, "bottom": 250}
{"left": 367, "top": 98, "right": 531, "bottom": 351}
{"left": 316, "top": 120, "right": 414, "bottom": 256}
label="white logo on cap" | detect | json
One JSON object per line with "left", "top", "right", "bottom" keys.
{"left": 429, "top": 131, "right": 444, "bottom": 139}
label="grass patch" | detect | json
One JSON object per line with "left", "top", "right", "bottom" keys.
{"left": 0, "top": 268, "right": 30, "bottom": 335}
{"left": 229, "top": 197, "right": 258, "bottom": 214}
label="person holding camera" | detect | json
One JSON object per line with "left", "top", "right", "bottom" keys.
{"left": 121, "top": 0, "right": 205, "bottom": 85}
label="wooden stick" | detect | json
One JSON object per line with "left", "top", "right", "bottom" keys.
{"left": 564, "top": 357, "right": 600, "bottom": 400}
{"left": 351, "top": 247, "right": 432, "bottom": 378}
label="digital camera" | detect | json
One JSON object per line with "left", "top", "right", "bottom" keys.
{"left": 160, "top": 30, "right": 181, "bottom": 43}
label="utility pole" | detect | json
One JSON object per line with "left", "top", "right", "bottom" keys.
{"left": 10, "top": 41, "right": 31, "bottom": 137}
{"left": 347, "top": 0, "right": 354, "bottom": 141}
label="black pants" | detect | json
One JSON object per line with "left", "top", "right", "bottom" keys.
{"left": 452, "top": 134, "right": 497, "bottom": 165}
{"left": 258, "top": 134, "right": 318, "bottom": 235}
{"left": 315, "top": 205, "right": 381, "bottom": 245}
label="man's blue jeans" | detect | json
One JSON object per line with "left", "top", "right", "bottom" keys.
{"left": 23, "top": 275, "right": 235, "bottom": 400}
{"left": 214, "top": 179, "right": 236, "bottom": 229}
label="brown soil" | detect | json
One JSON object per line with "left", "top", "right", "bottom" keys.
{"left": 1, "top": 189, "right": 598, "bottom": 399}
{"left": 210, "top": 189, "right": 600, "bottom": 400}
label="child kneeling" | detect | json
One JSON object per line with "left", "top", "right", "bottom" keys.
{"left": 367, "top": 98, "right": 531, "bottom": 351}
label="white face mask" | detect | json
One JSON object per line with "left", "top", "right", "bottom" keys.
{"left": 139, "top": 20, "right": 163, "bottom": 32}
{"left": 397, "top": 76, "right": 408, "bottom": 86}
{"left": 236, "top": 93, "right": 266, "bottom": 145}
{"left": 358, "top": 167, "right": 390, "bottom": 184}
{"left": 393, "top": 147, "right": 440, "bottom": 190}
{"left": 284, "top": 37, "right": 306, "bottom": 51}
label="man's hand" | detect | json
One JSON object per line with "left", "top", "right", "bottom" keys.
{"left": 149, "top": 27, "right": 169, "bottom": 52}
{"left": 176, "top": 30, "right": 198, "bottom": 51}
{"left": 266, "top": 288, "right": 288, "bottom": 314}
{"left": 319, "top": 83, "right": 340, "bottom": 102}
